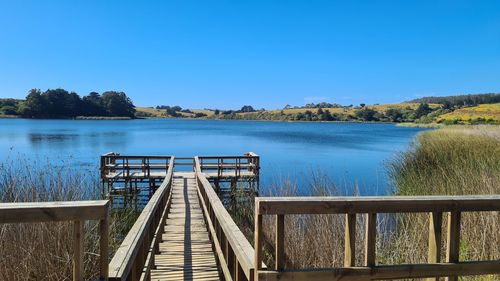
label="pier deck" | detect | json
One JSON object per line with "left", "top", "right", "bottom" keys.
{"left": 100, "top": 152, "right": 500, "bottom": 281}
{"left": 150, "top": 172, "right": 220, "bottom": 281}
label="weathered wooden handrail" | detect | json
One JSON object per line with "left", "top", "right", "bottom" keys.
{"left": 108, "top": 157, "right": 175, "bottom": 281}
{"left": 100, "top": 154, "right": 173, "bottom": 180}
{"left": 0, "top": 200, "right": 110, "bottom": 281}
{"left": 255, "top": 196, "right": 500, "bottom": 281}
{"left": 198, "top": 153, "right": 260, "bottom": 179}
{"left": 194, "top": 157, "right": 264, "bottom": 281}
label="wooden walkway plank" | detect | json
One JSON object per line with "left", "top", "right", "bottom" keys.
{"left": 150, "top": 172, "right": 221, "bottom": 281}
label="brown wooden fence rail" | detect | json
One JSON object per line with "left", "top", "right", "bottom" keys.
{"left": 194, "top": 157, "right": 265, "bottom": 281}
{"left": 0, "top": 200, "right": 110, "bottom": 281}
{"left": 101, "top": 154, "right": 173, "bottom": 180}
{"left": 198, "top": 152, "right": 260, "bottom": 178}
{"left": 108, "top": 157, "right": 175, "bottom": 281}
{"left": 254, "top": 196, "right": 500, "bottom": 281}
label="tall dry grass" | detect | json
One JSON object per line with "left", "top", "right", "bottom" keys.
{"left": 384, "top": 126, "right": 500, "bottom": 268}
{"left": 230, "top": 125, "right": 500, "bottom": 280}
{"left": 0, "top": 157, "right": 137, "bottom": 281}
{"left": 229, "top": 173, "right": 367, "bottom": 269}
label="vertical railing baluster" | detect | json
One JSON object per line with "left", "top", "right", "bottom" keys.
{"left": 275, "top": 214, "right": 285, "bottom": 270}
{"left": 426, "top": 212, "right": 443, "bottom": 281}
{"left": 73, "top": 220, "right": 84, "bottom": 281}
{"left": 446, "top": 211, "right": 461, "bottom": 281}
{"left": 99, "top": 213, "right": 109, "bottom": 280}
{"left": 254, "top": 212, "right": 263, "bottom": 281}
{"left": 364, "top": 213, "right": 376, "bottom": 267}
{"left": 344, "top": 213, "right": 356, "bottom": 267}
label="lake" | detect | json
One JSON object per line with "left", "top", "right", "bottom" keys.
{"left": 0, "top": 119, "right": 426, "bottom": 195}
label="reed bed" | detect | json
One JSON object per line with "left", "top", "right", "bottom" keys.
{"left": 384, "top": 126, "right": 500, "bottom": 268}
{"left": 230, "top": 125, "right": 500, "bottom": 280}
{"left": 0, "top": 157, "right": 137, "bottom": 281}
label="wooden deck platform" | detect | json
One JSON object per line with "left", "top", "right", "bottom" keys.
{"left": 150, "top": 172, "right": 221, "bottom": 281}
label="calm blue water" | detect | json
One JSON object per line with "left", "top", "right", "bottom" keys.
{"left": 0, "top": 119, "right": 425, "bottom": 195}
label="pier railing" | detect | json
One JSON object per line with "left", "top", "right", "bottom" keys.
{"left": 254, "top": 196, "right": 500, "bottom": 281}
{"left": 101, "top": 153, "right": 173, "bottom": 180}
{"left": 198, "top": 152, "right": 260, "bottom": 178}
{"left": 108, "top": 157, "right": 175, "bottom": 281}
{"left": 0, "top": 200, "right": 109, "bottom": 281}
{"left": 194, "top": 156, "right": 264, "bottom": 281}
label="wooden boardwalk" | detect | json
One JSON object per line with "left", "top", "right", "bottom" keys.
{"left": 150, "top": 172, "right": 221, "bottom": 281}
{"left": 3, "top": 153, "right": 500, "bottom": 281}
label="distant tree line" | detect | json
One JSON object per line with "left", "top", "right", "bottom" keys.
{"left": 152, "top": 105, "right": 207, "bottom": 118}
{"left": 409, "top": 93, "right": 500, "bottom": 108}
{"left": 303, "top": 102, "right": 344, "bottom": 109}
{"left": 1, "top": 88, "right": 136, "bottom": 118}
{"left": 0, "top": 99, "right": 22, "bottom": 115}
{"left": 213, "top": 105, "right": 258, "bottom": 115}
{"left": 210, "top": 103, "right": 445, "bottom": 123}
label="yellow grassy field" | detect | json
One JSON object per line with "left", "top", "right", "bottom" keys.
{"left": 266, "top": 103, "right": 440, "bottom": 115}
{"left": 191, "top": 109, "right": 215, "bottom": 116}
{"left": 136, "top": 107, "right": 215, "bottom": 118}
{"left": 136, "top": 107, "right": 167, "bottom": 117}
{"left": 436, "top": 103, "right": 500, "bottom": 124}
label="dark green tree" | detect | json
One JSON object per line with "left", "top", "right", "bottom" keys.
{"left": 82, "top": 92, "right": 107, "bottom": 116}
{"left": 240, "top": 105, "right": 255, "bottom": 112}
{"left": 355, "top": 108, "right": 378, "bottom": 121}
{"left": 101, "top": 91, "right": 136, "bottom": 117}
{"left": 385, "top": 108, "right": 404, "bottom": 122}
{"left": 414, "top": 103, "right": 432, "bottom": 119}
{"left": 22, "top": 89, "right": 45, "bottom": 117}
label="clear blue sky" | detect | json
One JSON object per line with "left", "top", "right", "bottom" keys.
{"left": 0, "top": 1, "right": 499, "bottom": 109}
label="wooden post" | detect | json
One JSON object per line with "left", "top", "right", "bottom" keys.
{"left": 254, "top": 213, "right": 263, "bottom": 281}
{"left": 73, "top": 220, "right": 84, "bottom": 281}
{"left": 344, "top": 213, "right": 356, "bottom": 267}
{"left": 99, "top": 217, "right": 109, "bottom": 280}
{"left": 364, "top": 213, "right": 376, "bottom": 267}
{"left": 429, "top": 212, "right": 443, "bottom": 263}
{"left": 275, "top": 214, "right": 285, "bottom": 270}
{"left": 446, "top": 212, "right": 461, "bottom": 281}
{"left": 426, "top": 212, "right": 442, "bottom": 281}
{"left": 236, "top": 261, "right": 245, "bottom": 281}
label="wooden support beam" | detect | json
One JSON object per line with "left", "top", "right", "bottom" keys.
{"left": 426, "top": 212, "right": 442, "bottom": 281}
{"left": 446, "top": 212, "right": 461, "bottom": 281}
{"left": 344, "top": 213, "right": 356, "bottom": 267}
{"left": 255, "top": 213, "right": 263, "bottom": 281}
{"left": 276, "top": 214, "right": 285, "bottom": 270}
{"left": 100, "top": 217, "right": 109, "bottom": 280}
{"left": 364, "top": 213, "right": 376, "bottom": 267}
{"left": 73, "top": 220, "right": 84, "bottom": 281}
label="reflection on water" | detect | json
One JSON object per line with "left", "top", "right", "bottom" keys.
{"left": 29, "top": 133, "right": 80, "bottom": 142}
{"left": 0, "top": 119, "right": 427, "bottom": 194}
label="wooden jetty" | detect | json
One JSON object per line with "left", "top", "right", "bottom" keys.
{"left": 101, "top": 153, "right": 259, "bottom": 208}
{"left": 1, "top": 152, "right": 500, "bottom": 281}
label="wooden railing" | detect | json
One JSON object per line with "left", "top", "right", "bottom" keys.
{"left": 101, "top": 153, "right": 173, "bottom": 179}
{"left": 194, "top": 157, "right": 264, "bottom": 281}
{"left": 254, "top": 196, "right": 500, "bottom": 281}
{"left": 108, "top": 157, "right": 175, "bottom": 281}
{"left": 198, "top": 152, "right": 260, "bottom": 178}
{"left": 0, "top": 200, "right": 109, "bottom": 281}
